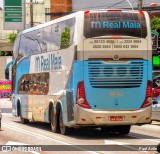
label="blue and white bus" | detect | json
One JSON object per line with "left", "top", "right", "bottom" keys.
{"left": 11, "top": 9, "right": 152, "bottom": 135}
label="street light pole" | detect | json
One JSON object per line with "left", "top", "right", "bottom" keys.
{"left": 30, "top": 0, "right": 34, "bottom": 27}
{"left": 137, "top": 0, "right": 142, "bottom": 10}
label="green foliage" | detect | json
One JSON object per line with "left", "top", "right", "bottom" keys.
{"left": 8, "top": 33, "right": 17, "bottom": 44}
{"left": 151, "top": 17, "right": 160, "bottom": 30}
{"left": 60, "top": 27, "right": 70, "bottom": 49}
{"left": 0, "top": 51, "right": 12, "bottom": 56}
{"left": 0, "top": 51, "right": 5, "bottom": 56}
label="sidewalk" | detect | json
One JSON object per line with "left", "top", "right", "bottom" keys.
{"left": 0, "top": 98, "right": 12, "bottom": 113}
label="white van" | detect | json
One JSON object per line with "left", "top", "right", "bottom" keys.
{"left": 152, "top": 96, "right": 160, "bottom": 121}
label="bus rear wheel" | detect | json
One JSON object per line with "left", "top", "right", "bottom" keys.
{"left": 59, "top": 109, "right": 70, "bottom": 135}
{"left": 101, "top": 127, "right": 111, "bottom": 134}
{"left": 118, "top": 125, "right": 131, "bottom": 135}
{"left": 50, "top": 108, "right": 59, "bottom": 133}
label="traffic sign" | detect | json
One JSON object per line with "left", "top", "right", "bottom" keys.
{"left": 3, "top": 0, "right": 25, "bottom": 30}
{"left": 153, "top": 56, "right": 160, "bottom": 65}
{"left": 5, "top": 7, "right": 22, "bottom": 12}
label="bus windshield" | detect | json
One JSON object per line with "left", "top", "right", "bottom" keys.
{"left": 84, "top": 11, "right": 147, "bottom": 38}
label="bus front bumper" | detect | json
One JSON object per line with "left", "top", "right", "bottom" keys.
{"left": 75, "top": 105, "right": 152, "bottom": 126}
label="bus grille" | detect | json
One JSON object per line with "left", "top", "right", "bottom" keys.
{"left": 88, "top": 61, "right": 144, "bottom": 88}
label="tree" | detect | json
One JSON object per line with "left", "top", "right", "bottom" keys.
{"left": 151, "top": 17, "right": 160, "bottom": 30}
{"left": 0, "top": 51, "right": 5, "bottom": 56}
{"left": 8, "top": 33, "right": 17, "bottom": 44}
{"left": 0, "top": 51, "right": 12, "bottom": 56}
{"left": 60, "top": 27, "right": 70, "bottom": 49}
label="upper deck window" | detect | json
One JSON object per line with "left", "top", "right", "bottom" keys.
{"left": 84, "top": 12, "right": 147, "bottom": 38}
{"left": 15, "top": 17, "right": 75, "bottom": 58}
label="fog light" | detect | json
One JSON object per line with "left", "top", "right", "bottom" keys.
{"left": 77, "top": 98, "right": 84, "bottom": 104}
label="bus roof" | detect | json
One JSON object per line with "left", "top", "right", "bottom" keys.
{"left": 21, "top": 9, "right": 146, "bottom": 35}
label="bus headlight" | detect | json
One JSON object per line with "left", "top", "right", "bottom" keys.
{"left": 77, "top": 98, "right": 84, "bottom": 104}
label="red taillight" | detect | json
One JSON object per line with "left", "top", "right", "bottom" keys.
{"left": 146, "top": 80, "right": 152, "bottom": 97}
{"left": 111, "top": 36, "right": 121, "bottom": 39}
{"left": 141, "top": 81, "right": 152, "bottom": 108}
{"left": 132, "top": 116, "right": 137, "bottom": 119}
{"left": 76, "top": 81, "right": 91, "bottom": 109}
{"left": 84, "top": 10, "right": 90, "bottom": 14}
{"left": 139, "top": 11, "right": 144, "bottom": 15}
{"left": 150, "top": 3, "right": 158, "bottom": 7}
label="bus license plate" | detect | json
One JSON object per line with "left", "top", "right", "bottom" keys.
{"left": 110, "top": 116, "right": 123, "bottom": 121}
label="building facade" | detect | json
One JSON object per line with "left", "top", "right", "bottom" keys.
{"left": 0, "top": 8, "right": 16, "bottom": 51}
{"left": 50, "top": 0, "right": 72, "bottom": 19}
{"left": 25, "top": 0, "right": 51, "bottom": 28}
{"left": 0, "top": 0, "right": 51, "bottom": 79}
{"left": 0, "top": 0, "right": 51, "bottom": 50}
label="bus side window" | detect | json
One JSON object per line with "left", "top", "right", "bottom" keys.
{"left": 20, "top": 80, "right": 26, "bottom": 91}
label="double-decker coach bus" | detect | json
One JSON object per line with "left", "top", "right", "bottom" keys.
{"left": 11, "top": 9, "right": 152, "bottom": 135}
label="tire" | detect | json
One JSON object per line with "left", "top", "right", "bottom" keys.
{"left": 20, "top": 116, "right": 29, "bottom": 124}
{"left": 50, "top": 108, "right": 59, "bottom": 133}
{"left": 0, "top": 118, "right": 1, "bottom": 130}
{"left": 101, "top": 127, "right": 110, "bottom": 134}
{"left": 19, "top": 105, "right": 29, "bottom": 124}
{"left": 118, "top": 125, "right": 131, "bottom": 135}
{"left": 59, "top": 109, "right": 70, "bottom": 135}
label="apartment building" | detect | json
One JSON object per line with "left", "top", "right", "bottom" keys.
{"left": 0, "top": 0, "right": 51, "bottom": 79}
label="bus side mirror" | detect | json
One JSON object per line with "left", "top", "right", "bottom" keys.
{"left": 152, "top": 100, "right": 158, "bottom": 105}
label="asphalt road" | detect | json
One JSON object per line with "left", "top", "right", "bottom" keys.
{"left": 0, "top": 99, "right": 160, "bottom": 154}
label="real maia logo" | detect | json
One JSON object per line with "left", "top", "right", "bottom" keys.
{"left": 91, "top": 21, "right": 141, "bottom": 29}
{"left": 35, "top": 54, "right": 62, "bottom": 72}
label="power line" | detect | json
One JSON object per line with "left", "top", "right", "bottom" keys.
{"left": 107, "top": 0, "right": 127, "bottom": 9}
{"left": 72, "top": 1, "right": 133, "bottom": 11}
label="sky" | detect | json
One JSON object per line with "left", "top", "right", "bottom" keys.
{"left": 0, "top": 0, "right": 3, "bottom": 8}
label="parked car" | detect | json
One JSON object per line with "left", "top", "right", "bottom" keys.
{"left": 152, "top": 96, "right": 160, "bottom": 121}
{"left": 0, "top": 109, "right": 1, "bottom": 130}
{"left": 152, "top": 78, "right": 160, "bottom": 98}
{"left": 153, "top": 76, "right": 160, "bottom": 85}
{"left": 152, "top": 85, "right": 160, "bottom": 98}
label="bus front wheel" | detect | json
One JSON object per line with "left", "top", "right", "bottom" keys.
{"left": 59, "top": 109, "right": 70, "bottom": 135}
{"left": 20, "top": 116, "right": 29, "bottom": 124}
{"left": 0, "top": 118, "right": 1, "bottom": 130}
{"left": 19, "top": 105, "right": 29, "bottom": 124}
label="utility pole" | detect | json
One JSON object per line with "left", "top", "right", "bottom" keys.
{"left": 137, "top": 0, "right": 142, "bottom": 10}
{"left": 30, "top": 0, "right": 34, "bottom": 27}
